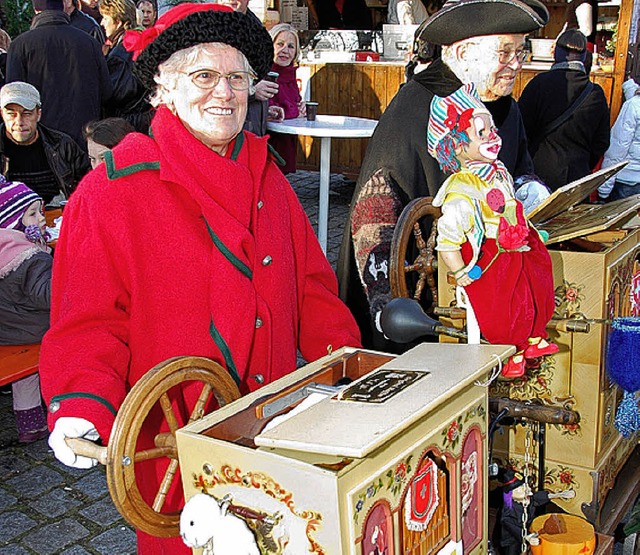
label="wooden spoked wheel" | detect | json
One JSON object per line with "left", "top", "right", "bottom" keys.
{"left": 105, "top": 356, "right": 241, "bottom": 538}
{"left": 390, "top": 197, "right": 442, "bottom": 313}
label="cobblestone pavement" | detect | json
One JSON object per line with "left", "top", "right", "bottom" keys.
{"left": 0, "top": 170, "right": 354, "bottom": 555}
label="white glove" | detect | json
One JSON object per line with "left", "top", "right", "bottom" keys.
{"left": 525, "top": 533, "right": 540, "bottom": 546}
{"left": 49, "top": 417, "right": 100, "bottom": 469}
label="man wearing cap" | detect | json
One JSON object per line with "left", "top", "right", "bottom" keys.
{"left": 337, "top": 0, "right": 549, "bottom": 350}
{"left": 0, "top": 82, "right": 91, "bottom": 205}
{"left": 6, "top": 0, "right": 112, "bottom": 149}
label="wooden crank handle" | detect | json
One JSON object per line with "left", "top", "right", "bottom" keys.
{"left": 65, "top": 437, "right": 108, "bottom": 466}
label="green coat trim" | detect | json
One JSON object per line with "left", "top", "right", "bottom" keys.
{"left": 104, "top": 150, "right": 160, "bottom": 180}
{"left": 51, "top": 392, "right": 118, "bottom": 416}
{"left": 230, "top": 132, "right": 245, "bottom": 161}
{"left": 209, "top": 320, "right": 241, "bottom": 386}
{"left": 267, "top": 144, "right": 286, "bottom": 167}
{"left": 204, "top": 219, "right": 252, "bottom": 280}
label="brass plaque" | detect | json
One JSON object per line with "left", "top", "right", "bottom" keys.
{"left": 337, "top": 369, "right": 428, "bottom": 403}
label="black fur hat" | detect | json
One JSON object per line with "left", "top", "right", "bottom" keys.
{"left": 418, "top": 0, "right": 549, "bottom": 46}
{"left": 124, "top": 3, "right": 273, "bottom": 90}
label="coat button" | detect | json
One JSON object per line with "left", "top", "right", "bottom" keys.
{"left": 262, "top": 255, "right": 272, "bottom": 266}
{"left": 255, "top": 317, "right": 263, "bottom": 328}
{"left": 49, "top": 401, "right": 60, "bottom": 413}
{"left": 252, "top": 374, "right": 265, "bottom": 384}
{"left": 257, "top": 200, "right": 264, "bottom": 209}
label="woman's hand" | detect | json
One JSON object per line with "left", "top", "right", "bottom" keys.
{"left": 298, "top": 101, "right": 307, "bottom": 118}
{"left": 254, "top": 79, "right": 279, "bottom": 101}
{"left": 268, "top": 105, "right": 285, "bottom": 122}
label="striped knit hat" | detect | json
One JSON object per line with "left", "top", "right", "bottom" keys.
{"left": 0, "top": 178, "right": 42, "bottom": 231}
{"left": 427, "top": 83, "right": 489, "bottom": 173}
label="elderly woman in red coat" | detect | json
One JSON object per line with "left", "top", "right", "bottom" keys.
{"left": 39, "top": 4, "right": 361, "bottom": 553}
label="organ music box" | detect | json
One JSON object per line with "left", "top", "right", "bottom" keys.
{"left": 438, "top": 162, "right": 640, "bottom": 528}
{"left": 176, "top": 343, "right": 513, "bottom": 554}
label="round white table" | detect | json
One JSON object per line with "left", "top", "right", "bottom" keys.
{"left": 267, "top": 115, "right": 378, "bottom": 253}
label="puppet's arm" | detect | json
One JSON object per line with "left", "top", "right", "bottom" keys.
{"left": 440, "top": 250, "right": 474, "bottom": 286}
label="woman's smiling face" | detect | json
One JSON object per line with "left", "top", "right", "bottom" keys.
{"left": 169, "top": 44, "right": 250, "bottom": 155}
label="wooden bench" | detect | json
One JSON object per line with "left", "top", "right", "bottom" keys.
{"left": 0, "top": 344, "right": 41, "bottom": 387}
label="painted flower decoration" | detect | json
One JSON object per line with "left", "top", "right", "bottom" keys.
{"left": 394, "top": 462, "right": 407, "bottom": 482}
{"left": 447, "top": 420, "right": 460, "bottom": 442}
{"left": 559, "top": 471, "right": 573, "bottom": 485}
{"left": 565, "top": 287, "right": 579, "bottom": 302}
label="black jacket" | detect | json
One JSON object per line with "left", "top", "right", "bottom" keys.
{"left": 6, "top": 10, "right": 112, "bottom": 148}
{"left": 69, "top": 7, "right": 105, "bottom": 44}
{"left": 104, "top": 34, "right": 152, "bottom": 133}
{"left": 518, "top": 65, "right": 610, "bottom": 191}
{"left": 0, "top": 123, "right": 91, "bottom": 199}
{"left": 0, "top": 248, "right": 51, "bottom": 345}
{"left": 337, "top": 58, "right": 534, "bottom": 349}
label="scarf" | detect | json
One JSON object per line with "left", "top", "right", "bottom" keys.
{"left": 0, "top": 229, "right": 49, "bottom": 279}
{"left": 465, "top": 159, "right": 511, "bottom": 184}
{"left": 150, "top": 106, "right": 264, "bottom": 385}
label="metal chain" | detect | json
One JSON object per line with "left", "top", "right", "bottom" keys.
{"left": 520, "top": 421, "right": 534, "bottom": 555}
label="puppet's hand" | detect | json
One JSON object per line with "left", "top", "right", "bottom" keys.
{"left": 49, "top": 417, "right": 100, "bottom": 469}
{"left": 550, "top": 489, "right": 576, "bottom": 500}
{"left": 525, "top": 533, "right": 540, "bottom": 546}
{"left": 456, "top": 273, "right": 474, "bottom": 286}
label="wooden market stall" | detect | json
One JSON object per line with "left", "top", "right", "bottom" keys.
{"left": 289, "top": 0, "right": 638, "bottom": 175}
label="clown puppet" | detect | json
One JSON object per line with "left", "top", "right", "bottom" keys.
{"left": 428, "top": 84, "right": 558, "bottom": 378}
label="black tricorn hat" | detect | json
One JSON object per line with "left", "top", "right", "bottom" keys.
{"left": 502, "top": 469, "right": 526, "bottom": 493}
{"left": 124, "top": 3, "right": 274, "bottom": 90}
{"left": 418, "top": 0, "right": 549, "bottom": 46}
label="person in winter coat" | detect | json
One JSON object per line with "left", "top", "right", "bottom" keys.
{"left": 83, "top": 117, "right": 135, "bottom": 168}
{"left": 99, "top": 0, "right": 152, "bottom": 133}
{"left": 0, "top": 179, "right": 52, "bottom": 443}
{"left": 337, "top": 0, "right": 547, "bottom": 351}
{"left": 267, "top": 23, "right": 306, "bottom": 174}
{"left": 63, "top": 0, "right": 105, "bottom": 44}
{"left": 0, "top": 82, "right": 91, "bottom": 205}
{"left": 6, "top": 0, "right": 112, "bottom": 149}
{"left": 599, "top": 79, "right": 640, "bottom": 201}
{"left": 40, "top": 4, "right": 361, "bottom": 553}
{"left": 518, "top": 29, "right": 610, "bottom": 191}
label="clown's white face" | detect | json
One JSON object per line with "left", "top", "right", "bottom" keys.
{"left": 456, "top": 111, "right": 501, "bottom": 165}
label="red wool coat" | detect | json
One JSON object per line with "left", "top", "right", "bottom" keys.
{"left": 40, "top": 106, "right": 360, "bottom": 553}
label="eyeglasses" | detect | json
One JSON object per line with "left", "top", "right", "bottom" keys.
{"left": 496, "top": 48, "right": 528, "bottom": 65}
{"left": 183, "top": 69, "right": 256, "bottom": 91}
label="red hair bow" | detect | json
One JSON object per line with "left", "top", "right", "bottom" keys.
{"left": 444, "top": 104, "right": 473, "bottom": 132}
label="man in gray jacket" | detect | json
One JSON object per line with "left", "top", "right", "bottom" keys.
{"left": 0, "top": 82, "right": 90, "bottom": 205}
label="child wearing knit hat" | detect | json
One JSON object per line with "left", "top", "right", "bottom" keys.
{"left": 428, "top": 84, "right": 558, "bottom": 379}
{"left": 0, "top": 177, "right": 52, "bottom": 442}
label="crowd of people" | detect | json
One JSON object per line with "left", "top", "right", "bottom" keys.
{"left": 0, "top": 0, "right": 634, "bottom": 551}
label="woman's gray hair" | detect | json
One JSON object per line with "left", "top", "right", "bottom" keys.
{"left": 149, "top": 42, "right": 256, "bottom": 109}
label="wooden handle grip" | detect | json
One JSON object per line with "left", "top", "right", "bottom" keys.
{"left": 65, "top": 437, "right": 108, "bottom": 465}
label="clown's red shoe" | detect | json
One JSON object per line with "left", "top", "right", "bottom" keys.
{"left": 501, "top": 353, "right": 526, "bottom": 379}
{"left": 524, "top": 337, "right": 559, "bottom": 359}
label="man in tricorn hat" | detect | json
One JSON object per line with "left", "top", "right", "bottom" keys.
{"left": 337, "top": 0, "right": 549, "bottom": 350}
